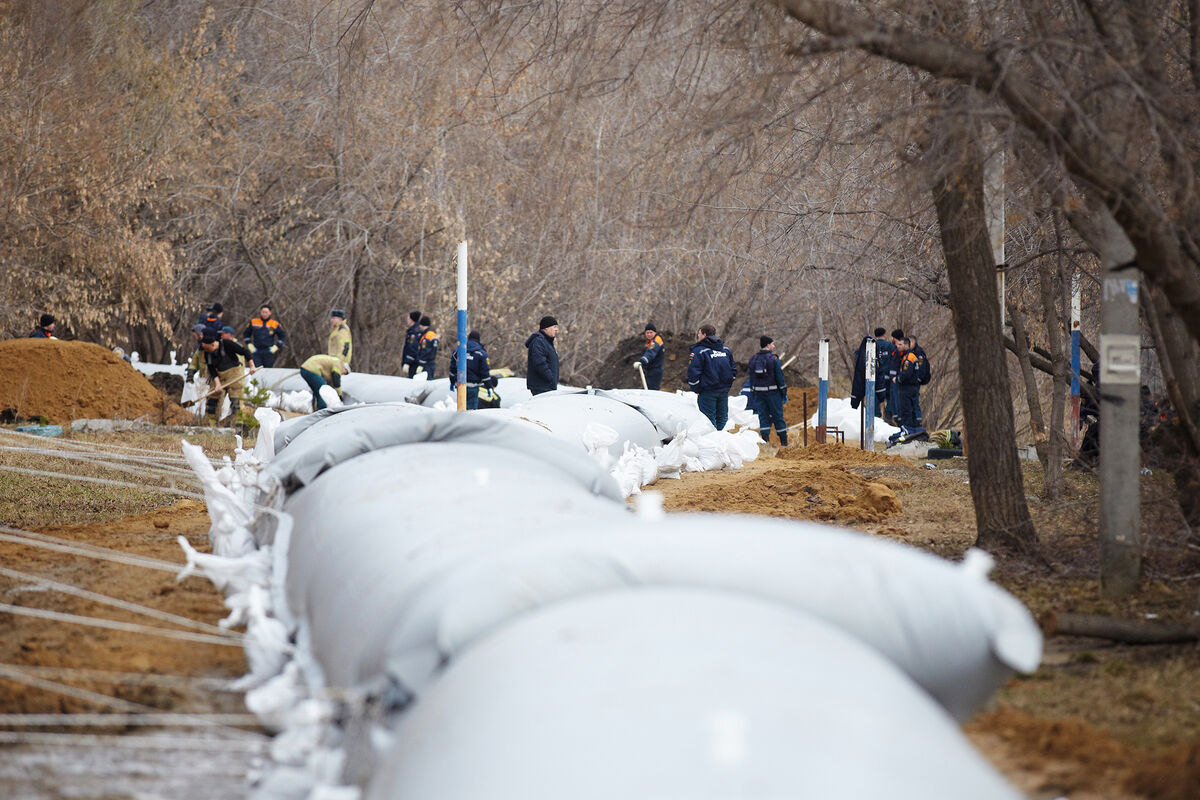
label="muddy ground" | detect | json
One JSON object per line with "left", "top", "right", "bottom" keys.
{"left": 0, "top": 426, "right": 1197, "bottom": 798}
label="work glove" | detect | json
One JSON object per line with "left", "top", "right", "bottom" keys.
{"left": 185, "top": 368, "right": 196, "bottom": 382}
{"left": 414, "top": 366, "right": 424, "bottom": 375}
{"left": 484, "top": 375, "right": 498, "bottom": 389}
{"left": 782, "top": 393, "right": 789, "bottom": 403}
{"left": 246, "top": 343, "right": 256, "bottom": 353}
{"left": 270, "top": 345, "right": 279, "bottom": 354}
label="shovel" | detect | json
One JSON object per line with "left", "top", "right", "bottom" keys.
{"left": 633, "top": 361, "right": 648, "bottom": 390}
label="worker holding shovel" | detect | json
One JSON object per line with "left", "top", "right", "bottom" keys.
{"left": 635, "top": 322, "right": 665, "bottom": 390}
{"left": 200, "top": 329, "right": 257, "bottom": 420}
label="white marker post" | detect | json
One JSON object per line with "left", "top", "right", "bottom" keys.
{"left": 863, "top": 339, "right": 876, "bottom": 450}
{"left": 456, "top": 241, "right": 468, "bottom": 412}
{"left": 817, "top": 338, "right": 829, "bottom": 444}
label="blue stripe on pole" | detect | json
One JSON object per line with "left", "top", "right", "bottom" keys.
{"left": 817, "top": 379, "right": 828, "bottom": 428}
{"left": 456, "top": 308, "right": 468, "bottom": 387}
{"left": 1070, "top": 329, "right": 1080, "bottom": 395}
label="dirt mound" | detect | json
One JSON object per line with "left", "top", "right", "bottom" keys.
{"left": 0, "top": 339, "right": 193, "bottom": 424}
{"left": 655, "top": 453, "right": 903, "bottom": 523}
{"left": 778, "top": 442, "right": 911, "bottom": 466}
{"left": 967, "top": 706, "right": 1200, "bottom": 800}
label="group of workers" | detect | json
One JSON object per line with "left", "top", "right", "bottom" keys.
{"left": 851, "top": 327, "right": 932, "bottom": 444}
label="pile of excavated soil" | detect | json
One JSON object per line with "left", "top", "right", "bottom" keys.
{"left": 0, "top": 339, "right": 193, "bottom": 424}
{"left": 777, "top": 441, "right": 910, "bottom": 466}
{"left": 654, "top": 451, "right": 904, "bottom": 523}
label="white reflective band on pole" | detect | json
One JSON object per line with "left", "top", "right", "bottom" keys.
{"left": 457, "top": 241, "right": 468, "bottom": 310}
{"left": 818, "top": 339, "right": 829, "bottom": 381}
{"left": 865, "top": 340, "right": 876, "bottom": 382}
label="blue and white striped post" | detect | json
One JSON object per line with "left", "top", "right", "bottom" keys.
{"left": 863, "top": 338, "right": 876, "bottom": 450}
{"left": 456, "top": 241, "right": 468, "bottom": 412}
{"left": 817, "top": 338, "right": 829, "bottom": 444}
{"left": 1070, "top": 274, "right": 1081, "bottom": 450}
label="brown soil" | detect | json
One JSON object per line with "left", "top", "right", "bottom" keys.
{"left": 655, "top": 444, "right": 907, "bottom": 523}
{"left": 0, "top": 499, "right": 246, "bottom": 715}
{"left": 0, "top": 338, "right": 194, "bottom": 424}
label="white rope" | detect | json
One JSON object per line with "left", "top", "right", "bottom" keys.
{"left": 0, "top": 444, "right": 197, "bottom": 477}
{"left": 0, "top": 565, "right": 235, "bottom": 637}
{"left": 0, "top": 663, "right": 238, "bottom": 690}
{"left": 0, "top": 426, "right": 219, "bottom": 462}
{"left": 0, "top": 603, "right": 246, "bottom": 647}
{"left": 0, "top": 713, "right": 262, "bottom": 727}
{"left": 0, "top": 663, "right": 154, "bottom": 712}
{"left": 0, "top": 731, "right": 269, "bottom": 751}
{"left": 0, "top": 528, "right": 183, "bottom": 572}
{"left": 0, "top": 665, "right": 264, "bottom": 741}
{"left": 0, "top": 463, "right": 205, "bottom": 501}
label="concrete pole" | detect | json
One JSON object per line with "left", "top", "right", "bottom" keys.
{"left": 864, "top": 339, "right": 876, "bottom": 450}
{"left": 456, "top": 241, "right": 468, "bottom": 412}
{"left": 817, "top": 338, "right": 829, "bottom": 444}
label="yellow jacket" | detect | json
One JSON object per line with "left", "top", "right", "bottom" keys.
{"left": 301, "top": 354, "right": 348, "bottom": 388}
{"left": 328, "top": 323, "right": 353, "bottom": 365}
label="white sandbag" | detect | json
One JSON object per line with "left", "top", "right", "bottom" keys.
{"left": 250, "top": 368, "right": 310, "bottom": 394}
{"left": 598, "top": 388, "right": 716, "bottom": 438}
{"left": 509, "top": 393, "right": 661, "bottom": 460}
{"left": 366, "top": 589, "right": 1022, "bottom": 800}
{"left": 380, "top": 516, "right": 1040, "bottom": 722}
{"left": 809, "top": 396, "right": 901, "bottom": 444}
{"left": 281, "top": 441, "right": 628, "bottom": 689}
{"left": 414, "top": 377, "right": 453, "bottom": 407}
{"left": 492, "top": 377, "right": 532, "bottom": 408}
{"left": 340, "top": 373, "right": 421, "bottom": 404}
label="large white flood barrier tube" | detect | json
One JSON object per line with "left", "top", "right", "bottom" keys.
{"left": 411, "top": 521, "right": 1040, "bottom": 722}
{"left": 599, "top": 387, "right": 718, "bottom": 437}
{"left": 365, "top": 589, "right": 1023, "bottom": 800}
{"left": 507, "top": 392, "right": 663, "bottom": 460}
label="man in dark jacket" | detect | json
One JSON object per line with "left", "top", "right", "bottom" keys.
{"left": 199, "top": 303, "right": 224, "bottom": 336}
{"left": 748, "top": 336, "right": 788, "bottom": 444}
{"left": 636, "top": 322, "right": 665, "bottom": 390}
{"left": 907, "top": 335, "right": 928, "bottom": 427}
{"left": 890, "top": 337, "right": 927, "bottom": 443}
{"left": 687, "top": 323, "right": 736, "bottom": 430}
{"left": 850, "top": 334, "right": 872, "bottom": 411}
{"left": 884, "top": 328, "right": 904, "bottom": 424}
{"left": 526, "top": 316, "right": 560, "bottom": 395}
{"left": 414, "top": 316, "right": 439, "bottom": 378}
{"left": 872, "top": 328, "right": 896, "bottom": 418}
{"left": 449, "top": 331, "right": 496, "bottom": 410}
{"left": 29, "top": 314, "right": 55, "bottom": 338}
{"left": 402, "top": 311, "right": 421, "bottom": 376}
{"left": 243, "top": 304, "right": 287, "bottom": 368}
{"left": 199, "top": 331, "right": 255, "bottom": 419}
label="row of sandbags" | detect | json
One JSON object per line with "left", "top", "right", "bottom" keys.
{"left": 249, "top": 405, "right": 1039, "bottom": 799}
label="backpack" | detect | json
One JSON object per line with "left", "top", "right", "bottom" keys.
{"left": 748, "top": 352, "right": 778, "bottom": 391}
{"left": 917, "top": 350, "right": 932, "bottom": 385}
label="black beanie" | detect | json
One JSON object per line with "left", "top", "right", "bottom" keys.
{"left": 201, "top": 332, "right": 218, "bottom": 344}
{"left": 760, "top": 335, "right": 773, "bottom": 349}
{"left": 211, "top": 302, "right": 223, "bottom": 314}
{"left": 644, "top": 322, "right": 657, "bottom": 333}
{"left": 39, "top": 313, "right": 55, "bottom": 328}
{"left": 409, "top": 311, "right": 421, "bottom": 323}
{"left": 873, "top": 327, "right": 887, "bottom": 338}
{"left": 331, "top": 308, "right": 347, "bottom": 319}
{"left": 419, "top": 315, "right": 431, "bottom": 326}
{"left": 468, "top": 330, "right": 481, "bottom": 341}
{"left": 539, "top": 315, "right": 558, "bottom": 330}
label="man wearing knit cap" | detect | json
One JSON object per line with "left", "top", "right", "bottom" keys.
{"left": 29, "top": 314, "right": 56, "bottom": 338}
{"left": 402, "top": 311, "right": 422, "bottom": 376}
{"left": 636, "top": 322, "right": 665, "bottom": 390}
{"left": 243, "top": 303, "right": 287, "bottom": 368}
{"left": 449, "top": 330, "right": 495, "bottom": 409}
{"left": 747, "top": 336, "right": 789, "bottom": 445}
{"left": 328, "top": 308, "right": 353, "bottom": 366}
{"left": 414, "top": 315, "right": 439, "bottom": 378}
{"left": 687, "top": 323, "right": 736, "bottom": 430}
{"left": 526, "top": 315, "right": 560, "bottom": 395}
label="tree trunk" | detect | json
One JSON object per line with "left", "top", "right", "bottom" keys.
{"left": 1038, "top": 257, "right": 1067, "bottom": 501}
{"left": 1008, "top": 301, "right": 1046, "bottom": 440}
{"left": 930, "top": 105, "right": 1038, "bottom": 554}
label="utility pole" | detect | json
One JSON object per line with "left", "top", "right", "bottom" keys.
{"left": 456, "top": 241, "right": 468, "bottom": 412}
{"left": 1096, "top": 216, "right": 1141, "bottom": 597}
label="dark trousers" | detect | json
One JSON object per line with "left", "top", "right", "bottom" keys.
{"left": 644, "top": 368, "right": 663, "bottom": 391}
{"left": 896, "top": 384, "right": 920, "bottom": 429}
{"left": 251, "top": 350, "right": 276, "bottom": 368}
{"left": 873, "top": 389, "right": 887, "bottom": 418}
{"left": 697, "top": 391, "right": 729, "bottom": 431}
{"left": 754, "top": 391, "right": 787, "bottom": 442}
{"left": 300, "top": 367, "right": 328, "bottom": 410}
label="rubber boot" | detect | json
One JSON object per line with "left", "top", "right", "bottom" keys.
{"left": 760, "top": 429, "right": 770, "bottom": 442}
{"left": 778, "top": 430, "right": 788, "bottom": 446}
